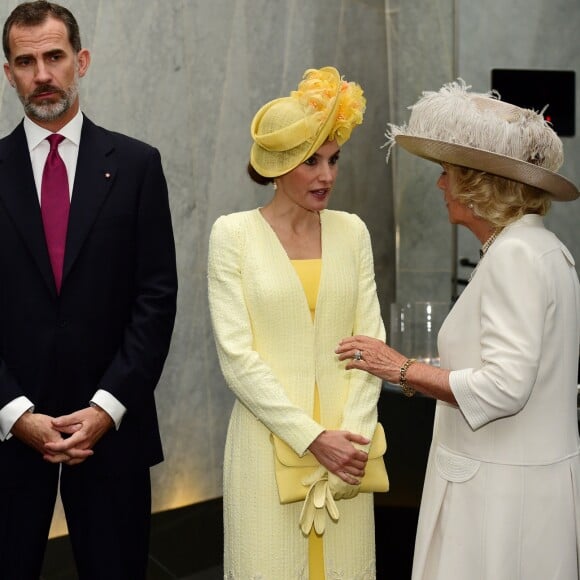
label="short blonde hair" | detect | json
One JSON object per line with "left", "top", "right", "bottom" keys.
{"left": 447, "top": 164, "right": 551, "bottom": 228}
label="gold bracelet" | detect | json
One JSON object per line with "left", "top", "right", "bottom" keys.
{"left": 399, "top": 358, "right": 417, "bottom": 397}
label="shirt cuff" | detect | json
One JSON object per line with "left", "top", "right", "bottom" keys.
{"left": 0, "top": 396, "right": 34, "bottom": 441}
{"left": 449, "top": 368, "right": 489, "bottom": 430}
{"left": 90, "top": 389, "right": 126, "bottom": 430}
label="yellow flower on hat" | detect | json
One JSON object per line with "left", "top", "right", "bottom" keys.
{"left": 292, "top": 68, "right": 367, "bottom": 145}
{"left": 333, "top": 80, "right": 366, "bottom": 145}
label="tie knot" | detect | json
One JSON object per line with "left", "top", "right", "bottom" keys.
{"left": 47, "top": 133, "right": 65, "bottom": 150}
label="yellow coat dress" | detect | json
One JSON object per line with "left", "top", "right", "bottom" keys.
{"left": 208, "top": 208, "right": 386, "bottom": 579}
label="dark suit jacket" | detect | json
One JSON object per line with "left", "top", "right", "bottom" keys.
{"left": 0, "top": 116, "right": 178, "bottom": 478}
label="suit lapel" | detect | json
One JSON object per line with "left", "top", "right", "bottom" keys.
{"left": 0, "top": 123, "right": 56, "bottom": 294}
{"left": 63, "top": 117, "right": 117, "bottom": 285}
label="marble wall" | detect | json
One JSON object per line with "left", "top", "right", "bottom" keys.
{"left": 1, "top": 0, "right": 577, "bottom": 538}
{"left": 0, "top": 0, "right": 396, "bottom": 536}
{"left": 384, "top": 0, "right": 456, "bottom": 304}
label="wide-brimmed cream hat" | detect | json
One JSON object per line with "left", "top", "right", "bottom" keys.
{"left": 385, "top": 80, "right": 578, "bottom": 201}
{"left": 250, "top": 66, "right": 366, "bottom": 178}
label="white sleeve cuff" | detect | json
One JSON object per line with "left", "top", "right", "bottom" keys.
{"left": 90, "top": 389, "right": 126, "bottom": 430}
{"left": 449, "top": 368, "right": 490, "bottom": 430}
{"left": 0, "top": 396, "right": 34, "bottom": 441}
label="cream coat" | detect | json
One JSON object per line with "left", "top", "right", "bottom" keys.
{"left": 208, "top": 209, "right": 386, "bottom": 579}
{"left": 412, "top": 215, "right": 580, "bottom": 580}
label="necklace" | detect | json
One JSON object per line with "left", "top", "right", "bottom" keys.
{"left": 479, "top": 230, "right": 500, "bottom": 258}
{"left": 470, "top": 229, "right": 501, "bottom": 282}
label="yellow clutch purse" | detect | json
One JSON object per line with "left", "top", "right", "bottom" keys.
{"left": 271, "top": 423, "right": 389, "bottom": 504}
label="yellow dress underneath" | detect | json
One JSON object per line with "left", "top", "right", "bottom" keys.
{"left": 291, "top": 258, "right": 325, "bottom": 580}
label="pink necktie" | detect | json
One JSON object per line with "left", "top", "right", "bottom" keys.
{"left": 41, "top": 134, "right": 70, "bottom": 293}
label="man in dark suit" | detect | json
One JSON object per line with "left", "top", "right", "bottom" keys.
{"left": 0, "top": 2, "right": 178, "bottom": 578}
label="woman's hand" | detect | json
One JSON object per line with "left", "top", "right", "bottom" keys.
{"left": 336, "top": 335, "right": 456, "bottom": 404}
{"left": 308, "top": 430, "right": 370, "bottom": 485}
{"left": 336, "top": 335, "right": 406, "bottom": 383}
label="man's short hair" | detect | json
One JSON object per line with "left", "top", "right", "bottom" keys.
{"left": 3, "top": 1, "right": 82, "bottom": 59}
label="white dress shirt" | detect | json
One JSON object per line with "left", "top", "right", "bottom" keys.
{"left": 0, "top": 112, "right": 126, "bottom": 440}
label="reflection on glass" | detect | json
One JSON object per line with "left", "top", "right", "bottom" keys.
{"left": 389, "top": 302, "right": 451, "bottom": 367}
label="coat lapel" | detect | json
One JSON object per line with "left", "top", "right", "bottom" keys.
{"left": 0, "top": 123, "right": 56, "bottom": 294}
{"left": 315, "top": 210, "right": 338, "bottom": 324}
{"left": 62, "top": 117, "right": 117, "bottom": 285}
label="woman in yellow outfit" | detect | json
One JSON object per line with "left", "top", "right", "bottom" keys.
{"left": 208, "top": 67, "right": 386, "bottom": 579}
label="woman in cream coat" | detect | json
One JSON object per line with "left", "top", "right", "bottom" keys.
{"left": 338, "top": 81, "right": 580, "bottom": 579}
{"left": 208, "top": 68, "right": 386, "bottom": 579}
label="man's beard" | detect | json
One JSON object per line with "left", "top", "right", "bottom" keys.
{"left": 19, "top": 75, "right": 79, "bottom": 122}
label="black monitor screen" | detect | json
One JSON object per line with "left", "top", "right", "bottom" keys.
{"left": 491, "top": 69, "right": 575, "bottom": 136}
